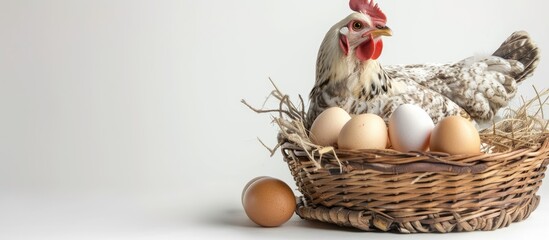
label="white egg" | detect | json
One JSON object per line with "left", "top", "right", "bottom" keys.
{"left": 388, "top": 104, "right": 434, "bottom": 152}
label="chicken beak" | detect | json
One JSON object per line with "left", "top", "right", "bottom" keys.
{"left": 370, "top": 26, "right": 392, "bottom": 38}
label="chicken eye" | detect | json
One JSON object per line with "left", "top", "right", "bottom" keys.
{"left": 352, "top": 21, "right": 363, "bottom": 31}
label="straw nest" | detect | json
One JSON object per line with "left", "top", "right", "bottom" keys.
{"left": 242, "top": 80, "right": 549, "bottom": 233}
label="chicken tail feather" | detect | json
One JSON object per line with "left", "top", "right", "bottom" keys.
{"left": 492, "top": 31, "right": 540, "bottom": 83}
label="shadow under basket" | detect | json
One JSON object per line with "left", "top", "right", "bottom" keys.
{"left": 281, "top": 136, "right": 549, "bottom": 233}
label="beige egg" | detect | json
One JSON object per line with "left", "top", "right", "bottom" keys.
{"left": 430, "top": 116, "right": 481, "bottom": 155}
{"left": 337, "top": 113, "right": 387, "bottom": 150}
{"left": 309, "top": 107, "right": 351, "bottom": 146}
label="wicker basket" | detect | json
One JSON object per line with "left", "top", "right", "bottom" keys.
{"left": 281, "top": 136, "right": 549, "bottom": 233}
{"left": 243, "top": 83, "right": 549, "bottom": 233}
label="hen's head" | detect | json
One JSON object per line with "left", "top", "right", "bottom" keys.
{"left": 331, "top": 0, "right": 392, "bottom": 61}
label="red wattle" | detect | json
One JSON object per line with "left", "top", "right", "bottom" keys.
{"left": 372, "top": 40, "right": 383, "bottom": 60}
{"left": 356, "top": 38, "right": 374, "bottom": 61}
{"left": 356, "top": 38, "right": 383, "bottom": 61}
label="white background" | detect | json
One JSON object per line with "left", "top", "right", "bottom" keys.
{"left": 1, "top": 0, "right": 548, "bottom": 239}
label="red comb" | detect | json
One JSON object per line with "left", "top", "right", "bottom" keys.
{"left": 349, "top": 0, "right": 387, "bottom": 23}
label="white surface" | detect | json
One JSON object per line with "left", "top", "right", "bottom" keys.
{"left": 1, "top": 188, "right": 548, "bottom": 239}
{"left": 1, "top": 0, "right": 548, "bottom": 239}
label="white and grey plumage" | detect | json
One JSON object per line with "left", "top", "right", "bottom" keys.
{"left": 306, "top": 0, "right": 540, "bottom": 129}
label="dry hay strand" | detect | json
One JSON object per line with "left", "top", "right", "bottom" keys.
{"left": 241, "top": 79, "right": 342, "bottom": 169}
{"left": 480, "top": 87, "right": 549, "bottom": 152}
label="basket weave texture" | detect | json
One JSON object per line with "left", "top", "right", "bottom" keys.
{"left": 282, "top": 137, "right": 549, "bottom": 233}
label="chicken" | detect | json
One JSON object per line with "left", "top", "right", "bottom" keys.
{"left": 306, "top": 0, "right": 540, "bottom": 129}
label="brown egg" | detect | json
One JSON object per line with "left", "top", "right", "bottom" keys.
{"left": 242, "top": 177, "right": 296, "bottom": 227}
{"left": 337, "top": 113, "right": 387, "bottom": 150}
{"left": 430, "top": 116, "right": 481, "bottom": 155}
{"left": 241, "top": 176, "right": 271, "bottom": 204}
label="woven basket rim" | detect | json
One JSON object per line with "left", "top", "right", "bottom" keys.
{"left": 281, "top": 133, "right": 549, "bottom": 174}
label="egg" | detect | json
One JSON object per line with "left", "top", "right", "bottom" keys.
{"left": 309, "top": 107, "right": 351, "bottom": 146}
{"left": 338, "top": 113, "right": 387, "bottom": 150}
{"left": 388, "top": 104, "right": 435, "bottom": 152}
{"left": 241, "top": 176, "right": 270, "bottom": 204}
{"left": 430, "top": 116, "right": 481, "bottom": 155}
{"left": 242, "top": 177, "right": 296, "bottom": 227}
